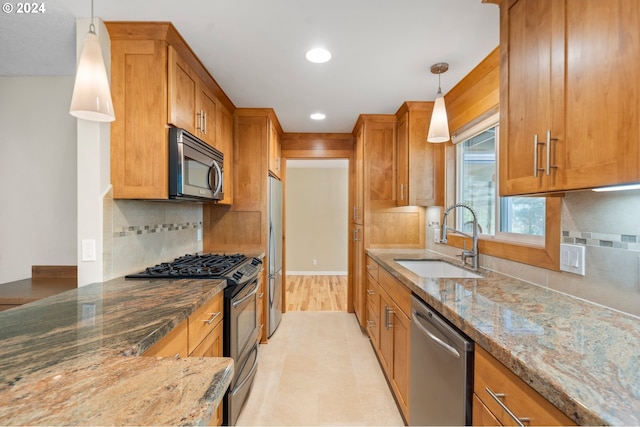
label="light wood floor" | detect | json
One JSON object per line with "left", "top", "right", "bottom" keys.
{"left": 285, "top": 275, "right": 347, "bottom": 311}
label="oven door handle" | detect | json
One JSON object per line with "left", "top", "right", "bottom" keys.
{"left": 230, "top": 343, "right": 259, "bottom": 395}
{"left": 232, "top": 281, "right": 258, "bottom": 308}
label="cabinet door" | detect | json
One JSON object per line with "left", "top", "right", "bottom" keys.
{"left": 353, "top": 224, "right": 365, "bottom": 328}
{"left": 353, "top": 126, "right": 364, "bottom": 224}
{"left": 217, "top": 104, "right": 234, "bottom": 204}
{"left": 396, "top": 112, "right": 409, "bottom": 206}
{"left": 168, "top": 46, "right": 199, "bottom": 135}
{"left": 198, "top": 85, "right": 218, "bottom": 148}
{"left": 378, "top": 291, "right": 393, "bottom": 377}
{"left": 391, "top": 306, "right": 410, "bottom": 418}
{"left": 110, "top": 39, "right": 169, "bottom": 199}
{"left": 560, "top": 0, "right": 640, "bottom": 190}
{"left": 365, "top": 274, "right": 380, "bottom": 347}
{"left": 499, "top": 0, "right": 557, "bottom": 196}
{"left": 365, "top": 121, "right": 396, "bottom": 204}
{"left": 268, "top": 120, "right": 281, "bottom": 178}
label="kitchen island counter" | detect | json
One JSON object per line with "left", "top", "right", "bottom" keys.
{"left": 367, "top": 249, "right": 640, "bottom": 426}
{"left": 0, "top": 276, "right": 233, "bottom": 426}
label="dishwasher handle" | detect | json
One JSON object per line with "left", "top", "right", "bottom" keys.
{"left": 412, "top": 310, "right": 461, "bottom": 359}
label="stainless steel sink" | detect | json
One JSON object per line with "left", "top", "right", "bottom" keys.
{"left": 395, "top": 259, "right": 482, "bottom": 279}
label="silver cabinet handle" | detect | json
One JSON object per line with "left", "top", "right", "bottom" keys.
{"left": 204, "top": 311, "right": 221, "bottom": 325}
{"left": 400, "top": 183, "right": 405, "bottom": 201}
{"left": 173, "top": 353, "right": 181, "bottom": 359}
{"left": 367, "top": 320, "right": 375, "bottom": 328}
{"left": 353, "top": 206, "right": 358, "bottom": 220}
{"left": 257, "top": 292, "right": 264, "bottom": 298}
{"left": 545, "top": 129, "right": 558, "bottom": 175}
{"left": 533, "top": 134, "right": 538, "bottom": 177}
{"left": 485, "top": 387, "right": 530, "bottom": 426}
{"left": 367, "top": 289, "right": 376, "bottom": 295}
{"left": 196, "top": 111, "right": 202, "bottom": 131}
{"left": 202, "top": 111, "right": 207, "bottom": 135}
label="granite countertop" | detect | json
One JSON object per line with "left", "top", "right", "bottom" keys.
{"left": 0, "top": 276, "right": 233, "bottom": 426}
{"left": 367, "top": 249, "right": 640, "bottom": 426}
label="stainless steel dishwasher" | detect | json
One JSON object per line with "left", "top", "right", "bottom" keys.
{"left": 410, "top": 295, "right": 474, "bottom": 426}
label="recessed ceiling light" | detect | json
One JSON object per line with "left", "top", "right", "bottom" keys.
{"left": 305, "top": 48, "right": 332, "bottom": 64}
{"left": 310, "top": 113, "right": 326, "bottom": 120}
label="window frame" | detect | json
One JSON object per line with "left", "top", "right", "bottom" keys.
{"left": 454, "top": 116, "right": 546, "bottom": 246}
{"left": 444, "top": 114, "right": 561, "bottom": 271}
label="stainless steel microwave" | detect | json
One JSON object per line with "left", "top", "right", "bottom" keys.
{"left": 168, "top": 128, "right": 224, "bottom": 202}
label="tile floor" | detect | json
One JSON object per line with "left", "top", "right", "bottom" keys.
{"left": 236, "top": 311, "right": 405, "bottom": 426}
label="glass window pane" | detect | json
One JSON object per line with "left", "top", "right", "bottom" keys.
{"left": 456, "top": 124, "right": 545, "bottom": 239}
{"left": 457, "top": 127, "right": 497, "bottom": 235}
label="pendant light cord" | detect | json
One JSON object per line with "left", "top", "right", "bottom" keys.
{"left": 89, "top": 0, "right": 95, "bottom": 34}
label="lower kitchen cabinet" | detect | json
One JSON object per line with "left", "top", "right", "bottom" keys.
{"left": 144, "top": 320, "right": 188, "bottom": 358}
{"left": 366, "top": 257, "right": 411, "bottom": 423}
{"left": 144, "top": 292, "right": 225, "bottom": 426}
{"left": 473, "top": 346, "right": 575, "bottom": 426}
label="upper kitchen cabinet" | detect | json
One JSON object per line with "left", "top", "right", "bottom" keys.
{"left": 355, "top": 115, "right": 397, "bottom": 208}
{"left": 168, "top": 46, "right": 218, "bottom": 149}
{"left": 268, "top": 120, "right": 282, "bottom": 178}
{"left": 106, "top": 22, "right": 235, "bottom": 200}
{"left": 500, "top": 0, "right": 640, "bottom": 196}
{"left": 395, "top": 102, "right": 444, "bottom": 207}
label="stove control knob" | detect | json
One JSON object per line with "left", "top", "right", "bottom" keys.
{"left": 233, "top": 271, "right": 244, "bottom": 281}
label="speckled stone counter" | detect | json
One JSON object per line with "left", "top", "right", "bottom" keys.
{"left": 0, "top": 276, "right": 233, "bottom": 425}
{"left": 367, "top": 249, "right": 640, "bottom": 426}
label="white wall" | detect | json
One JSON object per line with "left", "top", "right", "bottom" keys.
{"left": 286, "top": 162, "right": 348, "bottom": 274}
{"left": 0, "top": 76, "right": 77, "bottom": 283}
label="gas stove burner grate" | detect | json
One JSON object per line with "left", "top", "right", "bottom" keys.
{"left": 128, "top": 253, "right": 248, "bottom": 279}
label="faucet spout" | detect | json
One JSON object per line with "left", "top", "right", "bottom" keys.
{"left": 440, "top": 203, "right": 480, "bottom": 269}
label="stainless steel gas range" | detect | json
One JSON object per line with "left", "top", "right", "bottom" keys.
{"left": 126, "top": 253, "right": 262, "bottom": 426}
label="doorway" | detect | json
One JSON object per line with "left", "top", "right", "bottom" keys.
{"left": 285, "top": 159, "right": 349, "bottom": 311}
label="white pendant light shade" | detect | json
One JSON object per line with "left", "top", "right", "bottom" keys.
{"left": 427, "top": 90, "right": 450, "bottom": 143}
{"left": 70, "top": 31, "right": 115, "bottom": 122}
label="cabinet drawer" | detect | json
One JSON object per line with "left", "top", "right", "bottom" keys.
{"left": 190, "top": 319, "right": 223, "bottom": 358}
{"left": 365, "top": 256, "right": 379, "bottom": 282}
{"left": 473, "top": 393, "right": 501, "bottom": 426}
{"left": 366, "top": 300, "right": 380, "bottom": 347}
{"left": 474, "top": 346, "right": 575, "bottom": 426}
{"left": 144, "top": 320, "right": 188, "bottom": 358}
{"left": 378, "top": 267, "right": 411, "bottom": 318}
{"left": 188, "top": 292, "right": 224, "bottom": 354}
{"left": 366, "top": 275, "right": 380, "bottom": 313}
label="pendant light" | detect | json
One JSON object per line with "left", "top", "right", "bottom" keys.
{"left": 69, "top": 0, "right": 115, "bottom": 122}
{"left": 427, "top": 62, "right": 449, "bottom": 143}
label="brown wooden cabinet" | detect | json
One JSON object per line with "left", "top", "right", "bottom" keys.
{"left": 204, "top": 109, "right": 281, "bottom": 342}
{"left": 499, "top": 0, "right": 640, "bottom": 195}
{"left": 268, "top": 120, "right": 282, "bottom": 178}
{"left": 473, "top": 346, "right": 575, "bottom": 426}
{"left": 351, "top": 115, "right": 425, "bottom": 329}
{"left": 365, "top": 259, "right": 411, "bottom": 422}
{"left": 143, "top": 291, "right": 225, "bottom": 426}
{"left": 144, "top": 320, "right": 188, "bottom": 358}
{"left": 106, "top": 22, "right": 235, "bottom": 200}
{"left": 395, "top": 102, "right": 444, "bottom": 207}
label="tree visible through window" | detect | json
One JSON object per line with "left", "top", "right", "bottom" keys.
{"left": 456, "top": 123, "right": 545, "bottom": 241}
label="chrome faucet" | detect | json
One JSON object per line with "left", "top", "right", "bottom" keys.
{"left": 440, "top": 203, "right": 479, "bottom": 269}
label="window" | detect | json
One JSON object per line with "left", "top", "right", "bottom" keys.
{"left": 455, "top": 115, "right": 545, "bottom": 245}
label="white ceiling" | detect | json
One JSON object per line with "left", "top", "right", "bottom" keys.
{"left": 0, "top": 0, "right": 499, "bottom": 133}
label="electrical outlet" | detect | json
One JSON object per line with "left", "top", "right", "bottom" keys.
{"left": 81, "top": 303, "right": 96, "bottom": 321}
{"left": 312, "top": 259, "right": 318, "bottom": 266}
{"left": 81, "top": 239, "right": 96, "bottom": 262}
{"left": 197, "top": 228, "right": 203, "bottom": 241}
{"left": 560, "top": 243, "right": 585, "bottom": 275}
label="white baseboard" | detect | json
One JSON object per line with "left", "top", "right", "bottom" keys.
{"left": 286, "top": 271, "right": 348, "bottom": 276}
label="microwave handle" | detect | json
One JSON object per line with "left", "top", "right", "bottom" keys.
{"left": 209, "top": 161, "right": 223, "bottom": 195}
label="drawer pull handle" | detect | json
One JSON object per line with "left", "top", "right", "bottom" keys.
{"left": 257, "top": 292, "right": 264, "bottom": 298}
{"left": 204, "top": 311, "right": 221, "bottom": 325}
{"left": 485, "top": 387, "right": 530, "bottom": 426}
{"left": 173, "top": 353, "right": 181, "bottom": 359}
{"left": 367, "top": 289, "right": 376, "bottom": 295}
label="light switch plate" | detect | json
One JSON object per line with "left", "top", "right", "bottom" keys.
{"left": 560, "top": 243, "right": 586, "bottom": 276}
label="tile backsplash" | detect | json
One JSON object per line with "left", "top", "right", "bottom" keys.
{"left": 428, "top": 189, "right": 640, "bottom": 318}
{"left": 103, "top": 196, "right": 202, "bottom": 280}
